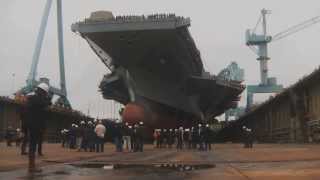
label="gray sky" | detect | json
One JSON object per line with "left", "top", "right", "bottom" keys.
{"left": 1, "top": 0, "right": 320, "bottom": 119}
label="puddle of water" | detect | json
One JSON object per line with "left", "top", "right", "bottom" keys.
{"left": 6, "top": 162, "right": 214, "bottom": 180}
{"left": 71, "top": 162, "right": 215, "bottom": 172}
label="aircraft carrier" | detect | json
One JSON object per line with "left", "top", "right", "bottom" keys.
{"left": 72, "top": 11, "right": 244, "bottom": 127}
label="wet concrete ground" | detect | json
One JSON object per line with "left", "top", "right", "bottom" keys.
{"left": 1, "top": 143, "right": 320, "bottom": 179}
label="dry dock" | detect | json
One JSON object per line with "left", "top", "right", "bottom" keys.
{"left": 1, "top": 143, "right": 320, "bottom": 179}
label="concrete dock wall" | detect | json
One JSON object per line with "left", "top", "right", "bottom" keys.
{"left": 221, "top": 67, "right": 320, "bottom": 143}
{"left": 0, "top": 97, "right": 87, "bottom": 142}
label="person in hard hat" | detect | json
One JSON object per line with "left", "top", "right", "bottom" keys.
{"left": 203, "top": 124, "right": 212, "bottom": 151}
{"left": 113, "top": 120, "right": 123, "bottom": 152}
{"left": 177, "top": 127, "right": 184, "bottom": 150}
{"left": 69, "top": 123, "right": 77, "bottom": 149}
{"left": 77, "top": 121, "right": 86, "bottom": 152}
{"left": 162, "top": 129, "right": 168, "bottom": 148}
{"left": 242, "top": 126, "right": 250, "bottom": 148}
{"left": 183, "top": 128, "right": 191, "bottom": 149}
{"left": 168, "top": 129, "right": 174, "bottom": 149}
{"left": 128, "top": 126, "right": 135, "bottom": 152}
{"left": 95, "top": 120, "right": 106, "bottom": 152}
{"left": 247, "top": 128, "right": 254, "bottom": 148}
{"left": 122, "top": 122, "right": 132, "bottom": 152}
{"left": 25, "top": 83, "right": 52, "bottom": 173}
{"left": 191, "top": 127, "right": 197, "bottom": 149}
{"left": 132, "top": 123, "right": 139, "bottom": 152}
{"left": 86, "top": 121, "right": 96, "bottom": 152}
{"left": 60, "top": 129, "right": 69, "bottom": 148}
{"left": 136, "top": 121, "right": 145, "bottom": 152}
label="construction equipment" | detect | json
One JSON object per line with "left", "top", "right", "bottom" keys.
{"left": 17, "top": 0, "right": 71, "bottom": 108}
{"left": 245, "top": 9, "right": 320, "bottom": 108}
{"left": 217, "top": 62, "right": 245, "bottom": 122}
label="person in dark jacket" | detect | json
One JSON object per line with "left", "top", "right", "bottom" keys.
{"left": 191, "top": 127, "right": 198, "bottom": 149}
{"left": 203, "top": 124, "right": 212, "bottom": 151}
{"left": 177, "top": 127, "right": 184, "bottom": 150}
{"left": 25, "top": 83, "right": 51, "bottom": 173}
{"left": 113, "top": 120, "right": 123, "bottom": 152}
{"left": 198, "top": 124, "right": 204, "bottom": 151}
{"left": 69, "top": 124, "right": 77, "bottom": 149}
{"left": 167, "top": 129, "right": 174, "bottom": 149}
{"left": 87, "top": 121, "right": 96, "bottom": 152}
{"left": 136, "top": 121, "right": 145, "bottom": 152}
{"left": 5, "top": 126, "right": 16, "bottom": 147}
{"left": 20, "top": 107, "right": 29, "bottom": 155}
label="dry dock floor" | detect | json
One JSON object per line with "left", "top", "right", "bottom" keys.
{"left": 1, "top": 143, "right": 320, "bottom": 179}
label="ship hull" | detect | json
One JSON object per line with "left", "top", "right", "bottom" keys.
{"left": 72, "top": 13, "right": 244, "bottom": 126}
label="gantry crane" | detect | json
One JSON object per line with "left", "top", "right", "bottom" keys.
{"left": 246, "top": 9, "right": 320, "bottom": 108}
{"left": 17, "top": 0, "right": 71, "bottom": 108}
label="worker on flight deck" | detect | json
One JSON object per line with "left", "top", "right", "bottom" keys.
{"left": 25, "top": 83, "right": 52, "bottom": 173}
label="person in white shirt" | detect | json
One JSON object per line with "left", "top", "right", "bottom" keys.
{"left": 94, "top": 121, "right": 106, "bottom": 152}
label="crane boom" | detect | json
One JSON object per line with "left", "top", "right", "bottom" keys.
{"left": 272, "top": 16, "right": 320, "bottom": 42}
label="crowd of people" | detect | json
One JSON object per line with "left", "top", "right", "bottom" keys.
{"left": 153, "top": 124, "right": 214, "bottom": 151}
{"left": 1, "top": 83, "right": 256, "bottom": 174}
{"left": 59, "top": 120, "right": 146, "bottom": 153}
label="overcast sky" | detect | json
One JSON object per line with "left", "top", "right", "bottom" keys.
{"left": 1, "top": 0, "right": 320, "bottom": 119}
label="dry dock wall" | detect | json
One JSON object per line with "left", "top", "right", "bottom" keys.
{"left": 0, "top": 97, "right": 86, "bottom": 142}
{"left": 221, "top": 67, "right": 320, "bottom": 143}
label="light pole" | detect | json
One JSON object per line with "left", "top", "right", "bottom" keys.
{"left": 11, "top": 73, "right": 15, "bottom": 96}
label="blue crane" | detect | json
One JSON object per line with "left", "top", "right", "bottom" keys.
{"left": 245, "top": 9, "right": 320, "bottom": 109}
{"left": 17, "top": 0, "right": 71, "bottom": 108}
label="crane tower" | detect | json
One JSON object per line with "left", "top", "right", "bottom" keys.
{"left": 246, "top": 9, "right": 320, "bottom": 108}
{"left": 17, "top": 0, "right": 71, "bottom": 108}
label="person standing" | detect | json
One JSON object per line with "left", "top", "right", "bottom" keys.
{"left": 248, "top": 128, "right": 254, "bottom": 148}
{"left": 203, "top": 124, "right": 212, "bottom": 151}
{"left": 95, "top": 121, "right": 106, "bottom": 153}
{"left": 168, "top": 129, "right": 174, "bottom": 149}
{"left": 5, "top": 126, "right": 15, "bottom": 147}
{"left": 113, "top": 120, "right": 123, "bottom": 152}
{"left": 122, "top": 122, "right": 131, "bottom": 151}
{"left": 136, "top": 121, "right": 145, "bottom": 152}
{"left": 69, "top": 124, "right": 77, "bottom": 149}
{"left": 177, "top": 127, "right": 184, "bottom": 150}
{"left": 133, "top": 124, "right": 139, "bottom": 152}
{"left": 77, "top": 121, "right": 85, "bottom": 152}
{"left": 87, "top": 121, "right": 96, "bottom": 152}
{"left": 20, "top": 107, "right": 29, "bottom": 155}
{"left": 25, "top": 83, "right": 52, "bottom": 173}
{"left": 191, "top": 127, "right": 197, "bottom": 149}
{"left": 198, "top": 124, "right": 204, "bottom": 151}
